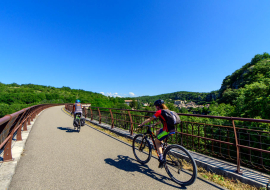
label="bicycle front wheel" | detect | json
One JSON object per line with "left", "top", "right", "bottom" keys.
{"left": 132, "top": 134, "right": 152, "bottom": 165}
{"left": 164, "top": 145, "right": 197, "bottom": 186}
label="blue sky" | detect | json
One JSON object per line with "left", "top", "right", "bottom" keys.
{"left": 1, "top": 1, "right": 270, "bottom": 97}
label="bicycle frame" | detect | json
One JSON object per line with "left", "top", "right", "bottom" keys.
{"left": 75, "top": 113, "right": 82, "bottom": 120}
{"left": 134, "top": 125, "right": 197, "bottom": 186}
{"left": 139, "top": 125, "right": 167, "bottom": 158}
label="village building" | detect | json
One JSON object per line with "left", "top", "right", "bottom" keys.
{"left": 174, "top": 100, "right": 208, "bottom": 110}
{"left": 124, "top": 100, "right": 133, "bottom": 106}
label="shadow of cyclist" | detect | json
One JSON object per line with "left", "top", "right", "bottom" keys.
{"left": 57, "top": 127, "right": 78, "bottom": 133}
{"left": 104, "top": 155, "right": 187, "bottom": 189}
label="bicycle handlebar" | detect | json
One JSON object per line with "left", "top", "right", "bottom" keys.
{"left": 135, "top": 124, "right": 155, "bottom": 132}
{"left": 138, "top": 124, "right": 152, "bottom": 128}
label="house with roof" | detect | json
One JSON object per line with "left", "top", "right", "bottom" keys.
{"left": 124, "top": 100, "right": 133, "bottom": 106}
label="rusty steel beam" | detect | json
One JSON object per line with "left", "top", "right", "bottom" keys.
{"left": 128, "top": 111, "right": 134, "bottom": 135}
{"left": 109, "top": 109, "right": 114, "bottom": 128}
{"left": 67, "top": 106, "right": 270, "bottom": 173}
{"left": 3, "top": 115, "right": 14, "bottom": 162}
{"left": 232, "top": 120, "right": 242, "bottom": 174}
{"left": 0, "top": 104, "right": 60, "bottom": 162}
{"left": 97, "top": 108, "right": 101, "bottom": 124}
{"left": 91, "top": 107, "right": 270, "bottom": 123}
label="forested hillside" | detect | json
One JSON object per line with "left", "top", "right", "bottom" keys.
{"left": 0, "top": 83, "right": 129, "bottom": 117}
{"left": 136, "top": 91, "right": 218, "bottom": 105}
{"left": 134, "top": 52, "right": 270, "bottom": 120}
{"left": 218, "top": 52, "right": 270, "bottom": 119}
{"left": 1, "top": 53, "right": 269, "bottom": 120}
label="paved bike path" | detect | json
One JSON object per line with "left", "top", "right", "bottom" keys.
{"left": 9, "top": 106, "right": 226, "bottom": 189}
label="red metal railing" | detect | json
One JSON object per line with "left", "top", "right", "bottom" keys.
{"left": 65, "top": 105, "right": 270, "bottom": 174}
{"left": 0, "top": 104, "right": 61, "bottom": 162}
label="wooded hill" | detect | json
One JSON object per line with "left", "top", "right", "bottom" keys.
{"left": 217, "top": 52, "right": 270, "bottom": 119}
{"left": 132, "top": 52, "right": 270, "bottom": 119}
{"left": 135, "top": 91, "right": 219, "bottom": 105}
{"left": 0, "top": 83, "right": 129, "bottom": 118}
{"left": 1, "top": 52, "right": 270, "bottom": 120}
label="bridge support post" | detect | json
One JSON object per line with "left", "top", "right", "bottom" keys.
{"left": 109, "top": 109, "right": 114, "bottom": 128}
{"left": 232, "top": 119, "right": 242, "bottom": 174}
{"left": 128, "top": 111, "right": 133, "bottom": 136}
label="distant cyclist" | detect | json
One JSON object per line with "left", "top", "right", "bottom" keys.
{"left": 138, "top": 99, "right": 176, "bottom": 168}
{"left": 72, "top": 99, "right": 83, "bottom": 121}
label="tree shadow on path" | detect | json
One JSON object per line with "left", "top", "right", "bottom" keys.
{"left": 104, "top": 155, "right": 187, "bottom": 189}
{"left": 57, "top": 127, "right": 78, "bottom": 133}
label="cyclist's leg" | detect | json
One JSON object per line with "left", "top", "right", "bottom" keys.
{"left": 156, "top": 129, "right": 170, "bottom": 163}
{"left": 155, "top": 129, "right": 163, "bottom": 154}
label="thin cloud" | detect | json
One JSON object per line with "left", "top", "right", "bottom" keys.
{"left": 100, "top": 92, "right": 105, "bottom": 95}
{"left": 106, "top": 92, "right": 121, "bottom": 97}
{"left": 129, "top": 92, "right": 135, "bottom": 97}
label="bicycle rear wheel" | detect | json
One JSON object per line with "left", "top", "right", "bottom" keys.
{"left": 132, "top": 134, "right": 152, "bottom": 165}
{"left": 77, "top": 120, "right": 81, "bottom": 132}
{"left": 164, "top": 145, "right": 197, "bottom": 186}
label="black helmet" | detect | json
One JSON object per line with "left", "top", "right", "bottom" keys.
{"left": 154, "top": 99, "right": 164, "bottom": 106}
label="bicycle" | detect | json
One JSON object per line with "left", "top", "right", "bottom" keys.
{"left": 73, "top": 113, "right": 81, "bottom": 132}
{"left": 132, "top": 125, "right": 197, "bottom": 186}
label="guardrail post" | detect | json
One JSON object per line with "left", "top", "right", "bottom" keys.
{"left": 90, "top": 107, "right": 93, "bottom": 121}
{"left": 83, "top": 107, "right": 87, "bottom": 118}
{"left": 23, "top": 120, "right": 27, "bottom": 131}
{"left": 109, "top": 109, "right": 114, "bottom": 128}
{"left": 34, "top": 109, "right": 37, "bottom": 119}
{"left": 17, "top": 124, "right": 22, "bottom": 141}
{"left": 31, "top": 112, "right": 34, "bottom": 121}
{"left": 3, "top": 116, "right": 14, "bottom": 162}
{"left": 181, "top": 121, "right": 183, "bottom": 146}
{"left": 33, "top": 110, "right": 36, "bottom": 119}
{"left": 128, "top": 111, "right": 133, "bottom": 135}
{"left": 28, "top": 116, "right": 31, "bottom": 125}
{"left": 4, "top": 133, "right": 13, "bottom": 161}
{"left": 232, "top": 119, "right": 242, "bottom": 174}
{"left": 97, "top": 108, "right": 101, "bottom": 124}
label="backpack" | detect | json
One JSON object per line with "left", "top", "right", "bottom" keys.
{"left": 161, "top": 109, "right": 181, "bottom": 126}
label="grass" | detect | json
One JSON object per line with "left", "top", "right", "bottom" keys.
{"left": 63, "top": 108, "right": 268, "bottom": 190}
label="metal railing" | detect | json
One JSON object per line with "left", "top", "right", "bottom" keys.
{"left": 0, "top": 104, "right": 61, "bottom": 162}
{"left": 65, "top": 104, "right": 270, "bottom": 174}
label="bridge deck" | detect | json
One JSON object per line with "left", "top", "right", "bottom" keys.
{"left": 9, "top": 106, "right": 225, "bottom": 189}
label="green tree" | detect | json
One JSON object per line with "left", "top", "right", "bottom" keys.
{"left": 129, "top": 100, "right": 138, "bottom": 109}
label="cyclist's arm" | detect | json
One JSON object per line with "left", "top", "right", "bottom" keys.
{"left": 138, "top": 117, "right": 155, "bottom": 127}
{"left": 72, "top": 104, "right": 75, "bottom": 114}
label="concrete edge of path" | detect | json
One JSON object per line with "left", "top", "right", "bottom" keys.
{"left": 62, "top": 108, "right": 270, "bottom": 189}
{"left": 0, "top": 110, "right": 46, "bottom": 190}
